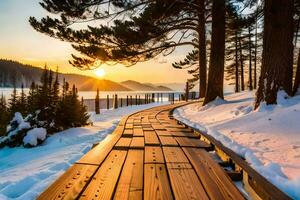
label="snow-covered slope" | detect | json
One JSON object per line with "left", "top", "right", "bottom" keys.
{"left": 174, "top": 91, "right": 300, "bottom": 199}
{"left": 0, "top": 102, "right": 167, "bottom": 200}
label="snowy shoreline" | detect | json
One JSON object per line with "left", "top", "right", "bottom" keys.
{"left": 0, "top": 102, "right": 167, "bottom": 200}
{"left": 173, "top": 91, "right": 300, "bottom": 199}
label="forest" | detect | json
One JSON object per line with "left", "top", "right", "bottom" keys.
{"left": 0, "top": 68, "right": 89, "bottom": 147}
{"left": 29, "top": 0, "right": 299, "bottom": 109}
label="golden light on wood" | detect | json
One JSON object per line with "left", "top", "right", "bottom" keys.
{"left": 95, "top": 68, "right": 106, "bottom": 78}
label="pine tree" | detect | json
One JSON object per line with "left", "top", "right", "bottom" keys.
{"left": 9, "top": 86, "right": 18, "bottom": 117}
{"left": 0, "top": 94, "right": 9, "bottom": 136}
{"left": 255, "top": 0, "right": 294, "bottom": 108}
{"left": 27, "top": 81, "right": 38, "bottom": 112}
{"left": 204, "top": 0, "right": 226, "bottom": 105}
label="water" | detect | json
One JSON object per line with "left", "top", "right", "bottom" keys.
{"left": 0, "top": 88, "right": 183, "bottom": 100}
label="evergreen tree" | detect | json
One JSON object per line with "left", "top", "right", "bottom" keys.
{"left": 27, "top": 81, "right": 38, "bottom": 112}
{"left": 255, "top": 0, "right": 294, "bottom": 108}
{"left": 9, "top": 86, "right": 18, "bottom": 117}
{"left": 0, "top": 95, "right": 9, "bottom": 136}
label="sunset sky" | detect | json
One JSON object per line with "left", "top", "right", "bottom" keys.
{"left": 0, "top": 0, "right": 192, "bottom": 84}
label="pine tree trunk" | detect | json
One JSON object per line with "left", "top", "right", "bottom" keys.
{"left": 248, "top": 27, "right": 253, "bottom": 90}
{"left": 292, "top": 19, "right": 300, "bottom": 95}
{"left": 235, "top": 32, "right": 239, "bottom": 92}
{"left": 254, "top": 14, "right": 258, "bottom": 89}
{"left": 255, "top": 0, "right": 294, "bottom": 109}
{"left": 198, "top": 0, "right": 207, "bottom": 98}
{"left": 239, "top": 38, "right": 245, "bottom": 91}
{"left": 293, "top": 50, "right": 300, "bottom": 94}
{"left": 203, "top": 0, "right": 225, "bottom": 105}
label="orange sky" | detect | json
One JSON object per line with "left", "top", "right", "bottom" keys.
{"left": 0, "top": 0, "right": 192, "bottom": 84}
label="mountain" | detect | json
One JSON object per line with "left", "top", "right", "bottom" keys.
{"left": 153, "top": 82, "right": 186, "bottom": 91}
{"left": 0, "top": 59, "right": 130, "bottom": 91}
{"left": 120, "top": 80, "right": 172, "bottom": 91}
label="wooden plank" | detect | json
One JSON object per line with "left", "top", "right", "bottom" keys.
{"left": 166, "top": 163, "right": 209, "bottom": 200}
{"left": 37, "top": 164, "right": 97, "bottom": 200}
{"left": 76, "top": 134, "right": 120, "bottom": 165}
{"left": 183, "top": 148, "right": 245, "bottom": 200}
{"left": 143, "top": 127, "right": 154, "bottom": 131}
{"left": 159, "top": 136, "right": 178, "bottom": 146}
{"left": 171, "top": 131, "right": 199, "bottom": 138}
{"left": 114, "top": 137, "right": 132, "bottom": 150}
{"left": 163, "top": 147, "right": 189, "bottom": 163}
{"left": 80, "top": 150, "right": 127, "bottom": 200}
{"left": 145, "top": 146, "right": 164, "bottom": 164}
{"left": 133, "top": 127, "right": 144, "bottom": 137}
{"left": 167, "top": 127, "right": 193, "bottom": 132}
{"left": 125, "top": 124, "right": 133, "bottom": 129}
{"left": 155, "top": 130, "right": 172, "bottom": 136}
{"left": 151, "top": 124, "right": 166, "bottom": 130}
{"left": 144, "top": 131, "right": 160, "bottom": 146}
{"left": 130, "top": 137, "right": 145, "bottom": 149}
{"left": 175, "top": 137, "right": 211, "bottom": 149}
{"left": 144, "top": 164, "right": 174, "bottom": 200}
{"left": 114, "top": 150, "right": 144, "bottom": 200}
{"left": 123, "top": 129, "right": 133, "bottom": 137}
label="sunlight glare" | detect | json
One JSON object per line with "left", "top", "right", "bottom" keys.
{"left": 95, "top": 68, "right": 106, "bottom": 78}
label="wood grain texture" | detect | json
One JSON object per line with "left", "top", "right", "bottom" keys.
{"left": 145, "top": 146, "right": 164, "bottom": 164}
{"left": 163, "top": 147, "right": 189, "bottom": 163}
{"left": 133, "top": 127, "right": 144, "bottom": 137}
{"left": 175, "top": 137, "right": 211, "bottom": 149}
{"left": 144, "top": 131, "right": 160, "bottom": 146}
{"left": 183, "top": 148, "right": 245, "bottom": 200}
{"left": 130, "top": 137, "right": 145, "bottom": 149}
{"left": 114, "top": 150, "right": 144, "bottom": 200}
{"left": 37, "top": 164, "right": 97, "bottom": 200}
{"left": 114, "top": 137, "right": 132, "bottom": 150}
{"left": 166, "top": 163, "right": 209, "bottom": 200}
{"left": 144, "top": 164, "right": 174, "bottom": 200}
{"left": 76, "top": 134, "right": 120, "bottom": 165}
{"left": 159, "top": 136, "right": 178, "bottom": 146}
{"left": 80, "top": 150, "right": 127, "bottom": 200}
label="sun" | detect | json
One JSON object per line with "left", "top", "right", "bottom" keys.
{"left": 95, "top": 68, "right": 106, "bottom": 78}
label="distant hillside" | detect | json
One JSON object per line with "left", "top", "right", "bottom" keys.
{"left": 0, "top": 59, "right": 130, "bottom": 91}
{"left": 120, "top": 80, "right": 172, "bottom": 91}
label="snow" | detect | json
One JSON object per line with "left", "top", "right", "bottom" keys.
{"left": 174, "top": 91, "right": 300, "bottom": 199}
{"left": 0, "top": 102, "right": 167, "bottom": 200}
{"left": 23, "top": 128, "right": 47, "bottom": 146}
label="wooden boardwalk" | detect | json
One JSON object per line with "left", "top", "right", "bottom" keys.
{"left": 37, "top": 103, "right": 259, "bottom": 200}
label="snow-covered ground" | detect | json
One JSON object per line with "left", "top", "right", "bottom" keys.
{"left": 0, "top": 102, "right": 167, "bottom": 200}
{"left": 174, "top": 91, "right": 300, "bottom": 199}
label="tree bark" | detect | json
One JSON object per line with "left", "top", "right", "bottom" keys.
{"left": 198, "top": 0, "right": 207, "bottom": 98}
{"left": 239, "top": 37, "right": 245, "bottom": 91}
{"left": 203, "top": 0, "right": 225, "bottom": 105}
{"left": 248, "top": 26, "right": 253, "bottom": 90}
{"left": 293, "top": 50, "right": 300, "bottom": 94}
{"left": 254, "top": 14, "right": 258, "bottom": 89}
{"left": 235, "top": 32, "right": 239, "bottom": 92}
{"left": 255, "top": 0, "right": 294, "bottom": 109}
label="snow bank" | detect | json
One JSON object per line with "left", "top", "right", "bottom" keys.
{"left": 0, "top": 102, "right": 167, "bottom": 200}
{"left": 23, "top": 128, "right": 47, "bottom": 146}
{"left": 174, "top": 91, "right": 300, "bottom": 199}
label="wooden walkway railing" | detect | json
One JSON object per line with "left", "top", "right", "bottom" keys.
{"left": 37, "top": 102, "right": 291, "bottom": 200}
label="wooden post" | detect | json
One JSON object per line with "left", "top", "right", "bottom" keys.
{"left": 130, "top": 96, "right": 132, "bottom": 106}
{"left": 113, "top": 94, "right": 118, "bottom": 109}
{"left": 161, "top": 93, "right": 163, "bottom": 102}
{"left": 138, "top": 95, "right": 141, "bottom": 105}
{"left": 135, "top": 95, "right": 137, "bottom": 105}
{"left": 107, "top": 95, "right": 109, "bottom": 109}
{"left": 126, "top": 95, "right": 129, "bottom": 106}
{"left": 95, "top": 88, "right": 100, "bottom": 114}
{"left": 120, "top": 97, "right": 123, "bottom": 107}
{"left": 157, "top": 93, "right": 159, "bottom": 102}
{"left": 185, "top": 82, "right": 189, "bottom": 102}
